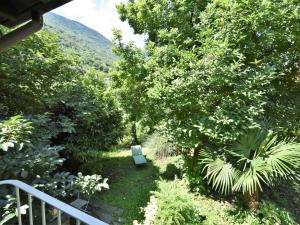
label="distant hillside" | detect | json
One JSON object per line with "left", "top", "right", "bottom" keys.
{"left": 44, "top": 12, "right": 117, "bottom": 72}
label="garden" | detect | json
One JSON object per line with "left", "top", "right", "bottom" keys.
{"left": 0, "top": 0, "right": 300, "bottom": 224}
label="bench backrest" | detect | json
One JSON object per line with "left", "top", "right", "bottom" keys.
{"left": 131, "top": 145, "right": 143, "bottom": 156}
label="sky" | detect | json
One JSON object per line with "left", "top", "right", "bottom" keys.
{"left": 52, "top": 0, "right": 146, "bottom": 48}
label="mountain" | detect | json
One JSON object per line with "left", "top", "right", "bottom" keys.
{"left": 44, "top": 12, "right": 117, "bottom": 72}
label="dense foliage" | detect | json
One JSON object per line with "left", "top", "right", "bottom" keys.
{"left": 137, "top": 179, "right": 297, "bottom": 225}
{"left": 0, "top": 116, "right": 109, "bottom": 224}
{"left": 144, "top": 131, "right": 178, "bottom": 159}
{"left": 149, "top": 179, "right": 200, "bottom": 225}
{"left": 110, "top": 29, "right": 148, "bottom": 144}
{"left": 113, "top": 0, "right": 300, "bottom": 218}
{"left": 115, "top": 0, "right": 300, "bottom": 148}
{"left": 0, "top": 19, "right": 123, "bottom": 204}
{"left": 0, "top": 115, "right": 63, "bottom": 182}
{"left": 0, "top": 0, "right": 299, "bottom": 224}
{"left": 47, "top": 69, "right": 123, "bottom": 152}
{"left": 0, "top": 28, "right": 123, "bottom": 153}
{"left": 0, "top": 30, "right": 78, "bottom": 115}
{"left": 0, "top": 27, "right": 120, "bottom": 222}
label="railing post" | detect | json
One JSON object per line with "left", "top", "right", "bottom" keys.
{"left": 57, "top": 209, "right": 62, "bottom": 225}
{"left": 41, "top": 201, "right": 46, "bottom": 225}
{"left": 28, "top": 194, "right": 33, "bottom": 225}
{"left": 15, "top": 187, "right": 22, "bottom": 225}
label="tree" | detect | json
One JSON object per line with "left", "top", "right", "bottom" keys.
{"left": 0, "top": 29, "right": 124, "bottom": 153}
{"left": 110, "top": 29, "right": 147, "bottom": 144}
{"left": 0, "top": 30, "right": 81, "bottom": 116}
{"left": 117, "top": 0, "right": 300, "bottom": 148}
{"left": 47, "top": 68, "right": 124, "bottom": 151}
{"left": 0, "top": 29, "right": 121, "bottom": 223}
{"left": 201, "top": 128, "right": 300, "bottom": 210}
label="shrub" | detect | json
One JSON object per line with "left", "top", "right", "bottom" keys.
{"left": 0, "top": 115, "right": 63, "bottom": 224}
{"left": 144, "top": 132, "right": 178, "bottom": 159}
{"left": 0, "top": 115, "right": 63, "bottom": 181}
{"left": 161, "top": 163, "right": 182, "bottom": 180}
{"left": 138, "top": 179, "right": 297, "bottom": 225}
{"left": 76, "top": 150, "right": 104, "bottom": 174}
{"left": 143, "top": 179, "right": 201, "bottom": 225}
{"left": 0, "top": 115, "right": 32, "bottom": 151}
{"left": 117, "top": 124, "right": 135, "bottom": 147}
{"left": 231, "top": 201, "right": 297, "bottom": 225}
{"left": 71, "top": 173, "right": 109, "bottom": 197}
{"left": 258, "top": 201, "right": 297, "bottom": 225}
{"left": 0, "top": 115, "right": 109, "bottom": 224}
{"left": 47, "top": 70, "right": 124, "bottom": 152}
{"left": 182, "top": 156, "right": 208, "bottom": 194}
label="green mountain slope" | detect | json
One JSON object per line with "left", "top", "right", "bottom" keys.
{"left": 44, "top": 12, "right": 117, "bottom": 72}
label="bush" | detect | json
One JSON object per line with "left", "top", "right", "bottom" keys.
{"left": 117, "top": 124, "right": 135, "bottom": 147}
{"left": 0, "top": 115, "right": 63, "bottom": 181}
{"left": 141, "top": 179, "right": 201, "bottom": 225}
{"left": 76, "top": 150, "right": 104, "bottom": 175}
{"left": 161, "top": 163, "right": 182, "bottom": 180}
{"left": 47, "top": 70, "right": 124, "bottom": 152}
{"left": 44, "top": 70, "right": 124, "bottom": 172}
{"left": 137, "top": 179, "right": 298, "bottom": 225}
{"left": 231, "top": 201, "right": 297, "bottom": 225}
{"left": 71, "top": 173, "right": 109, "bottom": 197}
{"left": 0, "top": 115, "right": 109, "bottom": 224}
{"left": 0, "top": 29, "right": 124, "bottom": 159}
{"left": 258, "top": 201, "right": 297, "bottom": 225}
{"left": 144, "top": 132, "right": 178, "bottom": 159}
{"left": 182, "top": 156, "right": 208, "bottom": 194}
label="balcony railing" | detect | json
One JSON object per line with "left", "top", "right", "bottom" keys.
{"left": 0, "top": 180, "right": 108, "bottom": 225}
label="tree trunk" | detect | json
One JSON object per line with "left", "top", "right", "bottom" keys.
{"left": 131, "top": 122, "right": 139, "bottom": 145}
{"left": 244, "top": 190, "right": 259, "bottom": 211}
{"left": 193, "top": 144, "right": 201, "bottom": 163}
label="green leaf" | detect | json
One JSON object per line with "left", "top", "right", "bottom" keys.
{"left": 0, "top": 142, "right": 14, "bottom": 152}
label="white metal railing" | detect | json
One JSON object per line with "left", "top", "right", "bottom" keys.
{"left": 0, "top": 180, "right": 108, "bottom": 225}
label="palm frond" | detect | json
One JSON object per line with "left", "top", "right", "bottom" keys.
{"left": 266, "top": 141, "right": 300, "bottom": 180}
{"left": 201, "top": 129, "right": 300, "bottom": 197}
{"left": 229, "top": 128, "right": 268, "bottom": 160}
{"left": 232, "top": 161, "right": 269, "bottom": 194}
{"left": 259, "top": 132, "right": 277, "bottom": 154}
{"left": 202, "top": 158, "right": 238, "bottom": 195}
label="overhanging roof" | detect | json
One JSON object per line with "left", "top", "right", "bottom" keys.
{"left": 0, "top": 0, "right": 72, "bottom": 28}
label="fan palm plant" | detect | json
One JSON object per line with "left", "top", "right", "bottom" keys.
{"left": 200, "top": 128, "right": 300, "bottom": 210}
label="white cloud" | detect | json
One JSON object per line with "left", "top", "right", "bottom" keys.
{"left": 52, "top": 0, "right": 146, "bottom": 48}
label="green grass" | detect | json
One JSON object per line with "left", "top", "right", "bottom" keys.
{"left": 88, "top": 147, "right": 300, "bottom": 225}
{"left": 95, "top": 148, "right": 177, "bottom": 224}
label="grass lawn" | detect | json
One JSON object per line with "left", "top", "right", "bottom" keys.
{"left": 92, "top": 146, "right": 300, "bottom": 225}
{"left": 95, "top": 147, "right": 178, "bottom": 224}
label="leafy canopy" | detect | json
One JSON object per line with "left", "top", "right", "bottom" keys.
{"left": 116, "top": 0, "right": 300, "bottom": 148}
